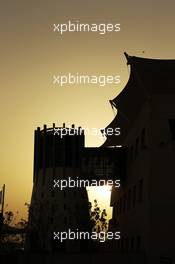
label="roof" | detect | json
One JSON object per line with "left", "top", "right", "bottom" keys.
{"left": 102, "top": 110, "right": 130, "bottom": 147}
{"left": 126, "top": 54, "right": 175, "bottom": 94}
{"left": 102, "top": 53, "right": 175, "bottom": 147}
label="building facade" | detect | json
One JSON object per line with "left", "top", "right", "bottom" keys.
{"left": 26, "top": 53, "right": 175, "bottom": 263}
{"left": 25, "top": 124, "right": 122, "bottom": 252}
{"left": 107, "top": 54, "right": 175, "bottom": 263}
{"left": 25, "top": 125, "right": 90, "bottom": 252}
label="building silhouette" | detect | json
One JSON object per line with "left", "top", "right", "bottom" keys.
{"left": 25, "top": 125, "right": 123, "bottom": 253}
{"left": 26, "top": 53, "right": 175, "bottom": 264}
{"left": 107, "top": 53, "right": 175, "bottom": 264}
{"left": 25, "top": 125, "right": 90, "bottom": 252}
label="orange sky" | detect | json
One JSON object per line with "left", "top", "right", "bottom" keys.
{"left": 0, "top": 0, "right": 175, "bottom": 221}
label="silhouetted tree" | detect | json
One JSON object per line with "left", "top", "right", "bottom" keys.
{"left": 0, "top": 204, "right": 29, "bottom": 252}
{"left": 4, "top": 211, "right": 14, "bottom": 226}
{"left": 89, "top": 199, "right": 108, "bottom": 237}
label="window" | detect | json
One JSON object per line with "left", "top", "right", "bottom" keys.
{"left": 130, "top": 145, "right": 134, "bottom": 160}
{"left": 119, "top": 198, "right": 122, "bottom": 214}
{"left": 51, "top": 190, "right": 55, "bottom": 198}
{"left": 127, "top": 189, "right": 131, "bottom": 210}
{"left": 169, "top": 120, "right": 175, "bottom": 140}
{"left": 121, "top": 238, "right": 124, "bottom": 252}
{"left": 131, "top": 237, "right": 135, "bottom": 251}
{"left": 64, "top": 217, "right": 67, "bottom": 224}
{"left": 138, "top": 179, "right": 143, "bottom": 203}
{"left": 51, "top": 204, "right": 55, "bottom": 215}
{"left": 116, "top": 200, "right": 119, "bottom": 215}
{"left": 133, "top": 185, "right": 136, "bottom": 207}
{"left": 141, "top": 128, "right": 146, "bottom": 147}
{"left": 135, "top": 137, "right": 139, "bottom": 157}
{"left": 125, "top": 237, "right": 129, "bottom": 252}
{"left": 42, "top": 171, "right": 46, "bottom": 186}
{"left": 96, "top": 157, "right": 101, "bottom": 166}
{"left": 136, "top": 236, "right": 141, "bottom": 251}
{"left": 112, "top": 205, "right": 116, "bottom": 220}
{"left": 84, "top": 158, "right": 89, "bottom": 166}
{"left": 118, "top": 238, "right": 121, "bottom": 250}
{"left": 113, "top": 204, "right": 117, "bottom": 221}
{"left": 123, "top": 194, "right": 126, "bottom": 212}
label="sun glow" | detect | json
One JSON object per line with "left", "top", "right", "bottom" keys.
{"left": 93, "top": 185, "right": 112, "bottom": 199}
{"left": 87, "top": 185, "right": 112, "bottom": 220}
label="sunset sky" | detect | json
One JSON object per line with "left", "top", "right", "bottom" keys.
{"left": 0, "top": 0, "right": 175, "bottom": 221}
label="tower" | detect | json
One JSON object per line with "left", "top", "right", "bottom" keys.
{"left": 25, "top": 124, "right": 90, "bottom": 252}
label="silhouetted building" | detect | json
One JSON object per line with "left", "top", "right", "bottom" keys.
{"left": 26, "top": 53, "right": 175, "bottom": 263}
{"left": 25, "top": 125, "right": 90, "bottom": 252}
{"left": 25, "top": 124, "right": 123, "bottom": 253}
{"left": 107, "top": 53, "right": 175, "bottom": 264}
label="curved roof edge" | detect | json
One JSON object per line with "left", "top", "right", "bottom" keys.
{"left": 124, "top": 52, "right": 175, "bottom": 64}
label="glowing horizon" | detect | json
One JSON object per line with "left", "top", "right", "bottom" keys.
{"left": 0, "top": 0, "right": 175, "bottom": 221}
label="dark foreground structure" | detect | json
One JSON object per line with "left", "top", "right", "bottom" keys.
{"left": 25, "top": 124, "right": 124, "bottom": 252}
{"left": 107, "top": 54, "right": 175, "bottom": 264}
{"left": 24, "top": 53, "right": 175, "bottom": 264}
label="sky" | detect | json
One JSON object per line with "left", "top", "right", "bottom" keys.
{"left": 0, "top": 0, "right": 175, "bottom": 221}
